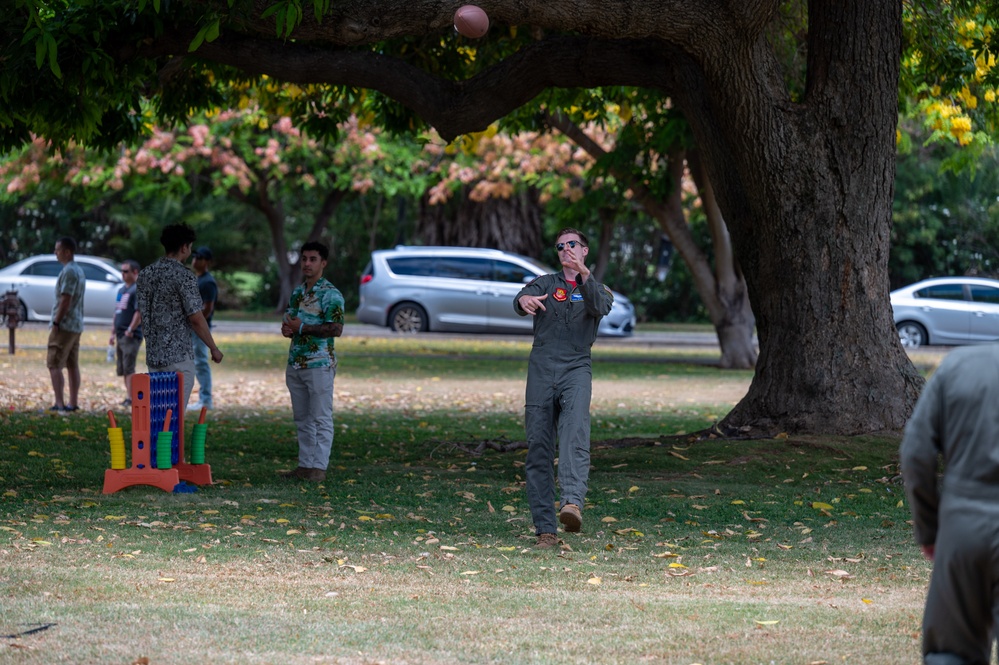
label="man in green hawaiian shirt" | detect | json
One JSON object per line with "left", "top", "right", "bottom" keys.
{"left": 279, "top": 241, "right": 344, "bottom": 482}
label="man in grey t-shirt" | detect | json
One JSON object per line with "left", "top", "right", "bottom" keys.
{"left": 47, "top": 236, "right": 86, "bottom": 412}
{"left": 136, "top": 224, "right": 224, "bottom": 409}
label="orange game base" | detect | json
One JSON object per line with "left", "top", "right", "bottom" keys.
{"left": 176, "top": 462, "right": 212, "bottom": 486}
{"left": 103, "top": 467, "right": 180, "bottom": 494}
{"left": 102, "top": 372, "right": 213, "bottom": 494}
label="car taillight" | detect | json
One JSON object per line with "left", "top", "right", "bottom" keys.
{"left": 360, "top": 274, "right": 373, "bottom": 285}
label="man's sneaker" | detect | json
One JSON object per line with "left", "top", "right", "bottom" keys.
{"left": 279, "top": 467, "right": 308, "bottom": 479}
{"left": 559, "top": 503, "right": 582, "bottom": 533}
{"left": 534, "top": 533, "right": 559, "bottom": 549}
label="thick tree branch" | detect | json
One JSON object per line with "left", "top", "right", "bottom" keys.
{"left": 226, "top": 0, "right": 745, "bottom": 46}
{"left": 137, "top": 34, "right": 676, "bottom": 141}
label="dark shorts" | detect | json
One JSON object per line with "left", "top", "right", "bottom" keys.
{"left": 46, "top": 328, "right": 81, "bottom": 370}
{"left": 116, "top": 334, "right": 142, "bottom": 376}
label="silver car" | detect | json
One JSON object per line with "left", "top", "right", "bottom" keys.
{"left": 357, "top": 246, "right": 636, "bottom": 336}
{"left": 0, "top": 254, "right": 123, "bottom": 325}
{"left": 891, "top": 276, "right": 999, "bottom": 348}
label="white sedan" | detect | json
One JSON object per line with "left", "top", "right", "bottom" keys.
{"left": 0, "top": 254, "right": 123, "bottom": 325}
{"left": 891, "top": 276, "right": 999, "bottom": 348}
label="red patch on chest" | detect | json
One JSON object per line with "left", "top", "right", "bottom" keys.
{"left": 552, "top": 287, "right": 568, "bottom": 302}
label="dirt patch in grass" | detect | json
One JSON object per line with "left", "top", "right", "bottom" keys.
{"left": 0, "top": 329, "right": 752, "bottom": 414}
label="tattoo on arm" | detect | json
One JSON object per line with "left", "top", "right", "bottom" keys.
{"left": 304, "top": 322, "right": 344, "bottom": 338}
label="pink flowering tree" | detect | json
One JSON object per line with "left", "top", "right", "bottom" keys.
{"left": 1, "top": 105, "right": 433, "bottom": 309}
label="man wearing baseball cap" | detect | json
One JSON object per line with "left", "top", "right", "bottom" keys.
{"left": 189, "top": 246, "right": 218, "bottom": 410}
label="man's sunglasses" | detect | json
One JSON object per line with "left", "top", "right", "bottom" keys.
{"left": 556, "top": 240, "right": 583, "bottom": 251}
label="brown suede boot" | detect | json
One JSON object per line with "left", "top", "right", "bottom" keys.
{"left": 304, "top": 468, "right": 327, "bottom": 482}
{"left": 559, "top": 503, "right": 582, "bottom": 533}
{"left": 534, "top": 533, "right": 559, "bottom": 549}
{"left": 278, "top": 467, "right": 308, "bottom": 479}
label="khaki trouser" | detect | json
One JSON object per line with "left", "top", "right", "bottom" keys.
{"left": 285, "top": 365, "right": 336, "bottom": 471}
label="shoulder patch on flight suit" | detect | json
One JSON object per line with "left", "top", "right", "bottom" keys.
{"left": 553, "top": 287, "right": 568, "bottom": 302}
{"left": 570, "top": 293, "right": 584, "bottom": 302}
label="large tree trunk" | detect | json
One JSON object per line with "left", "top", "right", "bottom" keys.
{"left": 675, "top": 0, "right": 923, "bottom": 433}
{"left": 417, "top": 186, "right": 544, "bottom": 257}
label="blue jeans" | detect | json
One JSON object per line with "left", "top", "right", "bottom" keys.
{"left": 191, "top": 330, "right": 212, "bottom": 407}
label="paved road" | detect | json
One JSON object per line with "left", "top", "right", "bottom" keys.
{"left": 211, "top": 319, "right": 725, "bottom": 348}
{"left": 13, "top": 320, "right": 948, "bottom": 360}
{"left": 9, "top": 320, "right": 723, "bottom": 349}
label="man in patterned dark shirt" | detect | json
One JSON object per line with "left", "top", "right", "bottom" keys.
{"left": 136, "top": 224, "right": 223, "bottom": 409}
{"left": 279, "top": 240, "right": 344, "bottom": 482}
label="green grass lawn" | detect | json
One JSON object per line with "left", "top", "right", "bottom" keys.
{"left": 0, "top": 334, "right": 931, "bottom": 664}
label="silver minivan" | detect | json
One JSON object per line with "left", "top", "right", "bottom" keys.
{"left": 356, "top": 246, "right": 636, "bottom": 336}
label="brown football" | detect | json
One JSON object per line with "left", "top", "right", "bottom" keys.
{"left": 454, "top": 5, "right": 490, "bottom": 38}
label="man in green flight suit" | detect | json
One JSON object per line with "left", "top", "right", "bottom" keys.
{"left": 901, "top": 343, "right": 999, "bottom": 664}
{"left": 515, "top": 228, "right": 614, "bottom": 549}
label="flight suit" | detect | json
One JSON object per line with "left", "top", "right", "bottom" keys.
{"left": 515, "top": 272, "right": 613, "bottom": 535}
{"left": 900, "top": 343, "right": 999, "bottom": 665}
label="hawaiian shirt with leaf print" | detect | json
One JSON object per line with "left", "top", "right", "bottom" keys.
{"left": 285, "top": 277, "right": 344, "bottom": 370}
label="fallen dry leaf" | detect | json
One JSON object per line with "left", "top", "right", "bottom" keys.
{"left": 824, "top": 569, "right": 853, "bottom": 579}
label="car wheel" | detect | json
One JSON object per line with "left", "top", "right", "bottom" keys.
{"left": 17, "top": 300, "right": 27, "bottom": 324}
{"left": 896, "top": 321, "right": 927, "bottom": 349}
{"left": 389, "top": 303, "right": 428, "bottom": 333}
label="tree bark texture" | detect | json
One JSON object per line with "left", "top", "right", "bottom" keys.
{"left": 124, "top": 0, "right": 923, "bottom": 433}
{"left": 417, "top": 188, "right": 544, "bottom": 257}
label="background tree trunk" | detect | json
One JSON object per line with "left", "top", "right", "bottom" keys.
{"left": 417, "top": 187, "right": 544, "bottom": 257}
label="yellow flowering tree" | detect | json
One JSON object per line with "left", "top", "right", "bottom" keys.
{"left": 902, "top": 5, "right": 999, "bottom": 165}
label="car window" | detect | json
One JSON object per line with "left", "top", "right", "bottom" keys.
{"left": 23, "top": 261, "right": 63, "bottom": 277}
{"left": 432, "top": 257, "right": 492, "bottom": 280}
{"left": 494, "top": 260, "right": 537, "bottom": 284}
{"left": 970, "top": 285, "right": 999, "bottom": 304}
{"left": 80, "top": 263, "right": 116, "bottom": 281}
{"left": 915, "top": 284, "right": 966, "bottom": 301}
{"left": 387, "top": 257, "right": 435, "bottom": 276}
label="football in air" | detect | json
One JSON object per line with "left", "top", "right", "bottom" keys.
{"left": 454, "top": 5, "right": 490, "bottom": 38}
